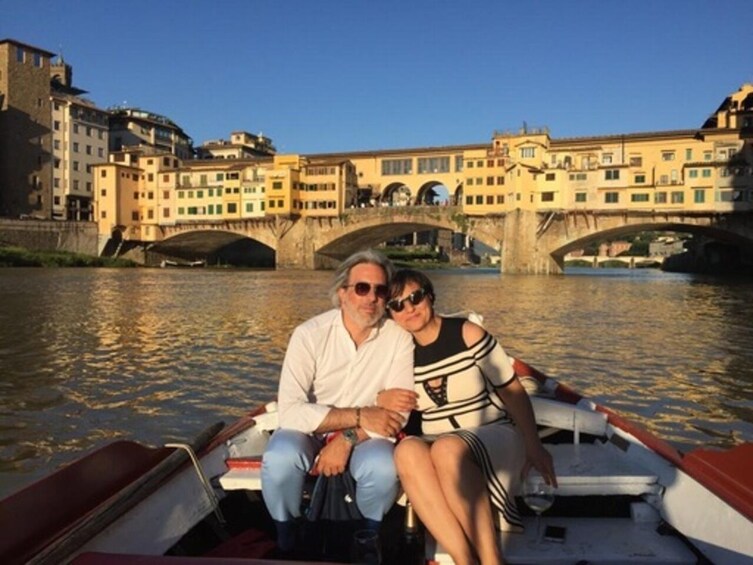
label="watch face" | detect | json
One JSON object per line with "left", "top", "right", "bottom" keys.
{"left": 343, "top": 428, "right": 358, "bottom": 444}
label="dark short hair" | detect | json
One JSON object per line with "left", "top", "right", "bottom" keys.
{"left": 389, "top": 268, "right": 435, "bottom": 306}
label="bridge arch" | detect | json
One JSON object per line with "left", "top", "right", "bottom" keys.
{"left": 304, "top": 207, "right": 468, "bottom": 266}
{"left": 381, "top": 182, "right": 412, "bottom": 206}
{"left": 546, "top": 218, "right": 753, "bottom": 272}
{"left": 416, "top": 180, "right": 457, "bottom": 205}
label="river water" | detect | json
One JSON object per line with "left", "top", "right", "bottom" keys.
{"left": 1, "top": 266, "right": 752, "bottom": 499}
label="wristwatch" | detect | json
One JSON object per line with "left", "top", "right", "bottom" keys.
{"left": 342, "top": 428, "right": 358, "bottom": 446}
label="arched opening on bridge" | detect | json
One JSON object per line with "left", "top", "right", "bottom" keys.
{"left": 553, "top": 223, "right": 753, "bottom": 275}
{"left": 416, "top": 181, "right": 451, "bottom": 205}
{"left": 382, "top": 182, "right": 412, "bottom": 206}
{"left": 148, "top": 231, "right": 276, "bottom": 268}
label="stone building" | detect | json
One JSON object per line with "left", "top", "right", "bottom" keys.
{"left": 0, "top": 39, "right": 55, "bottom": 218}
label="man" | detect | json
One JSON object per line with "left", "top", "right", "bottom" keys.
{"left": 261, "top": 249, "right": 415, "bottom": 553}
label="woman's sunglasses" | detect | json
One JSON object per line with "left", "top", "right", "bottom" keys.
{"left": 344, "top": 282, "right": 389, "bottom": 300}
{"left": 387, "top": 287, "right": 429, "bottom": 312}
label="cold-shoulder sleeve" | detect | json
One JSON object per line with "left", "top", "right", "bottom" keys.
{"left": 471, "top": 332, "right": 515, "bottom": 388}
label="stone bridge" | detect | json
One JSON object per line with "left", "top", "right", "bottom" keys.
{"left": 149, "top": 206, "right": 753, "bottom": 274}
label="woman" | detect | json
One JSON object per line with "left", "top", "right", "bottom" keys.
{"left": 378, "top": 269, "right": 556, "bottom": 565}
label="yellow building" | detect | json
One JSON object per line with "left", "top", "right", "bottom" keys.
{"left": 95, "top": 83, "right": 753, "bottom": 254}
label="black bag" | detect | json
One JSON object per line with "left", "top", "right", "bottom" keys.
{"left": 305, "top": 472, "right": 364, "bottom": 521}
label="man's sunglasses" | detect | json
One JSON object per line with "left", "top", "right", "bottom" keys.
{"left": 344, "top": 282, "right": 389, "bottom": 300}
{"left": 387, "top": 287, "right": 429, "bottom": 313}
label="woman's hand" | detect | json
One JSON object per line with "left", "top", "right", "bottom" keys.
{"left": 522, "top": 441, "right": 558, "bottom": 488}
{"left": 376, "top": 388, "right": 418, "bottom": 412}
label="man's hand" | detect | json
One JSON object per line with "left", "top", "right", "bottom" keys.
{"left": 360, "top": 406, "right": 405, "bottom": 437}
{"left": 313, "top": 437, "right": 352, "bottom": 476}
{"left": 376, "top": 388, "right": 418, "bottom": 412}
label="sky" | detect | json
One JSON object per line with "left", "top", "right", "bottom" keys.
{"left": 2, "top": 1, "right": 752, "bottom": 155}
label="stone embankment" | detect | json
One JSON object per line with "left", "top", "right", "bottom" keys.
{"left": 0, "top": 219, "right": 98, "bottom": 256}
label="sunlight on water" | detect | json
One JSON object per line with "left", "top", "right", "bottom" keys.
{"left": 1, "top": 266, "right": 752, "bottom": 497}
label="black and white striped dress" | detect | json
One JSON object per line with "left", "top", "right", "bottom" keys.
{"left": 413, "top": 316, "right": 524, "bottom": 532}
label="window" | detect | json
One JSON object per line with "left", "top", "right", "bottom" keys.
{"left": 605, "top": 169, "right": 620, "bottom": 180}
{"left": 688, "top": 169, "right": 698, "bottom": 178}
{"left": 602, "top": 153, "right": 613, "bottom": 164}
{"left": 702, "top": 169, "right": 711, "bottom": 178}
{"left": 655, "top": 192, "right": 667, "bottom": 203}
{"left": 33, "top": 53, "right": 42, "bottom": 67}
{"left": 465, "top": 195, "right": 473, "bottom": 205}
{"left": 216, "top": 173, "right": 224, "bottom": 181}
{"left": 604, "top": 192, "right": 619, "bottom": 203}
{"left": 132, "top": 211, "right": 139, "bottom": 221}
{"left": 662, "top": 152, "right": 675, "bottom": 161}
{"left": 541, "top": 192, "right": 554, "bottom": 202}
{"left": 634, "top": 174, "right": 646, "bottom": 184}
{"left": 467, "top": 178, "right": 474, "bottom": 186}
{"left": 671, "top": 191, "right": 684, "bottom": 204}
{"left": 575, "top": 192, "right": 587, "bottom": 202}
{"left": 631, "top": 193, "right": 649, "bottom": 202}
{"left": 703, "top": 151, "right": 712, "bottom": 161}
{"left": 685, "top": 149, "right": 693, "bottom": 161}
{"left": 163, "top": 208, "right": 170, "bottom": 218}
{"left": 486, "top": 177, "right": 494, "bottom": 185}
{"left": 486, "top": 196, "right": 493, "bottom": 205}
{"left": 228, "top": 203, "right": 237, "bottom": 213}
{"left": 545, "top": 173, "right": 555, "bottom": 181}
{"left": 496, "top": 195, "right": 504, "bottom": 204}
{"left": 520, "top": 147, "right": 535, "bottom": 159}
{"left": 694, "top": 189, "right": 705, "bottom": 203}
{"left": 16, "top": 46, "right": 24, "bottom": 63}
{"left": 455, "top": 155, "right": 464, "bottom": 172}
{"left": 381, "top": 158, "right": 412, "bottom": 175}
{"left": 497, "top": 176, "right": 505, "bottom": 185}
{"left": 54, "top": 120, "right": 60, "bottom": 131}
{"left": 417, "top": 156, "right": 450, "bottom": 174}
{"left": 475, "top": 195, "right": 483, "bottom": 205}
{"left": 629, "top": 156, "right": 642, "bottom": 167}
{"left": 133, "top": 192, "right": 139, "bottom": 199}
{"left": 73, "top": 142, "right": 79, "bottom": 152}
{"left": 272, "top": 181, "right": 283, "bottom": 189}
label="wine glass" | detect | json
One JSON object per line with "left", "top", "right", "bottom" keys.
{"left": 523, "top": 471, "right": 555, "bottom": 542}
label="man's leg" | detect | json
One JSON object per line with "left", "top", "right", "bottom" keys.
{"left": 261, "top": 429, "right": 320, "bottom": 551}
{"left": 349, "top": 438, "right": 399, "bottom": 529}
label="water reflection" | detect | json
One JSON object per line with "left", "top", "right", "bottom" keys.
{"left": 0, "top": 266, "right": 752, "bottom": 498}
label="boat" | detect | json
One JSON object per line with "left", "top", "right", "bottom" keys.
{"left": 159, "top": 260, "right": 206, "bottom": 268}
{"left": 1, "top": 359, "right": 751, "bottom": 565}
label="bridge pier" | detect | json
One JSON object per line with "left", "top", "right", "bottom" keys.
{"left": 500, "top": 210, "right": 563, "bottom": 275}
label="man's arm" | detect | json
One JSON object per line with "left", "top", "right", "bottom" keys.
{"left": 277, "top": 325, "right": 331, "bottom": 433}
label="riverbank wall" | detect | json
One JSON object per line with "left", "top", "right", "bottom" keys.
{"left": 0, "top": 219, "right": 98, "bottom": 256}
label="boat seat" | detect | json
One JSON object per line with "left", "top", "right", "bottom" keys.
{"left": 530, "top": 395, "right": 608, "bottom": 441}
{"left": 546, "top": 442, "right": 660, "bottom": 496}
{"left": 219, "top": 456, "right": 263, "bottom": 492}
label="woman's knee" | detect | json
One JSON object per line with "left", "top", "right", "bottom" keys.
{"left": 394, "top": 438, "right": 430, "bottom": 479}
{"left": 430, "top": 436, "right": 470, "bottom": 468}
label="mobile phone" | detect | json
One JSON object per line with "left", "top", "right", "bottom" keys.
{"left": 543, "top": 524, "right": 566, "bottom": 543}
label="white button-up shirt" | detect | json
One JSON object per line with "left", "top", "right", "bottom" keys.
{"left": 277, "top": 308, "right": 415, "bottom": 434}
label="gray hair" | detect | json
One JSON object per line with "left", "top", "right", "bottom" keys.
{"left": 329, "top": 249, "right": 395, "bottom": 307}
